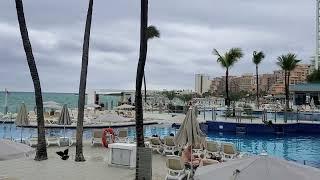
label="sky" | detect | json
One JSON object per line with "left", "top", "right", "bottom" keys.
{"left": 0, "top": 0, "right": 316, "bottom": 93}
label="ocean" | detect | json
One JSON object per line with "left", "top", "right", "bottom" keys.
{"left": 0, "top": 91, "right": 120, "bottom": 113}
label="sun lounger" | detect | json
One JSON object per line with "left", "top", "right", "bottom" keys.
{"left": 149, "top": 137, "right": 162, "bottom": 154}
{"left": 69, "top": 137, "right": 76, "bottom": 146}
{"left": 165, "top": 156, "right": 190, "bottom": 180}
{"left": 115, "top": 129, "right": 129, "bottom": 143}
{"left": 192, "top": 144, "right": 203, "bottom": 155}
{"left": 54, "top": 111, "right": 61, "bottom": 118}
{"left": 26, "top": 137, "right": 38, "bottom": 147}
{"left": 46, "top": 137, "right": 60, "bottom": 147}
{"left": 205, "top": 141, "right": 220, "bottom": 157}
{"left": 222, "top": 142, "right": 238, "bottom": 160}
{"left": 91, "top": 129, "right": 103, "bottom": 146}
{"left": 162, "top": 136, "right": 177, "bottom": 155}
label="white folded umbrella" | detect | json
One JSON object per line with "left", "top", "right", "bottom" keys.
{"left": 0, "top": 139, "right": 35, "bottom": 161}
{"left": 194, "top": 154, "right": 320, "bottom": 180}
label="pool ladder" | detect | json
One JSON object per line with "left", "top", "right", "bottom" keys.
{"left": 236, "top": 126, "right": 246, "bottom": 134}
{"left": 274, "top": 126, "right": 284, "bottom": 134}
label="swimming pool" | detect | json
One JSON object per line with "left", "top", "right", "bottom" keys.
{"left": 1, "top": 123, "right": 319, "bottom": 168}
{"left": 199, "top": 109, "right": 320, "bottom": 122}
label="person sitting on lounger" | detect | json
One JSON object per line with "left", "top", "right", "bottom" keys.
{"left": 181, "top": 145, "right": 201, "bottom": 168}
{"left": 198, "top": 154, "right": 219, "bottom": 166}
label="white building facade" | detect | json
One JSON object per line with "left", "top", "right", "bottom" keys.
{"left": 195, "top": 74, "right": 211, "bottom": 95}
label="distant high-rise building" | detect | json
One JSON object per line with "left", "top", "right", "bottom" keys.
{"left": 195, "top": 74, "right": 211, "bottom": 94}
{"left": 316, "top": 0, "right": 320, "bottom": 69}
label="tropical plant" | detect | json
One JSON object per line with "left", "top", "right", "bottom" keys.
{"left": 213, "top": 48, "right": 243, "bottom": 107}
{"left": 307, "top": 69, "right": 320, "bottom": 82}
{"left": 202, "top": 91, "right": 212, "bottom": 98}
{"left": 276, "top": 53, "right": 300, "bottom": 118}
{"left": 75, "top": 0, "right": 93, "bottom": 162}
{"left": 163, "top": 90, "right": 176, "bottom": 103}
{"left": 177, "top": 94, "right": 193, "bottom": 104}
{"left": 135, "top": 0, "right": 149, "bottom": 178}
{"left": 15, "top": 0, "right": 47, "bottom": 161}
{"left": 252, "top": 51, "right": 265, "bottom": 109}
{"left": 143, "top": 26, "right": 160, "bottom": 103}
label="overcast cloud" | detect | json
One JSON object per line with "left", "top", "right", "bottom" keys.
{"left": 0, "top": 0, "right": 315, "bottom": 92}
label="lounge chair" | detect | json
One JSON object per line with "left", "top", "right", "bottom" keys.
{"left": 124, "top": 111, "right": 134, "bottom": 118}
{"left": 91, "top": 129, "right": 103, "bottom": 146}
{"left": 149, "top": 137, "right": 162, "bottom": 154}
{"left": 222, "top": 143, "right": 238, "bottom": 160}
{"left": 46, "top": 137, "right": 60, "bottom": 147}
{"left": 192, "top": 144, "right": 203, "bottom": 155}
{"left": 69, "top": 137, "right": 77, "bottom": 146}
{"left": 162, "top": 136, "right": 177, "bottom": 155}
{"left": 54, "top": 111, "right": 61, "bottom": 118}
{"left": 205, "top": 141, "right": 220, "bottom": 158}
{"left": 26, "top": 137, "right": 38, "bottom": 147}
{"left": 115, "top": 129, "right": 129, "bottom": 143}
{"left": 165, "top": 156, "right": 190, "bottom": 180}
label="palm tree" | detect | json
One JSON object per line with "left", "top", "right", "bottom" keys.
{"left": 15, "top": 0, "right": 47, "bottom": 161}
{"left": 75, "top": 0, "right": 93, "bottom": 162}
{"left": 276, "top": 53, "right": 300, "bottom": 114}
{"left": 143, "top": 25, "right": 160, "bottom": 103}
{"left": 307, "top": 69, "right": 320, "bottom": 82}
{"left": 177, "top": 94, "right": 193, "bottom": 105}
{"left": 213, "top": 48, "right": 243, "bottom": 107}
{"left": 135, "top": 0, "right": 149, "bottom": 178}
{"left": 252, "top": 51, "right": 265, "bottom": 109}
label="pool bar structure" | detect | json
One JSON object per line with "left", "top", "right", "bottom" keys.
{"left": 206, "top": 121, "right": 320, "bottom": 134}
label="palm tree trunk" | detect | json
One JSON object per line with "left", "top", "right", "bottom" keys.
{"left": 225, "top": 68, "right": 229, "bottom": 107}
{"left": 143, "top": 72, "right": 147, "bottom": 103}
{"left": 256, "top": 65, "right": 259, "bottom": 109}
{"left": 75, "top": 0, "right": 93, "bottom": 162}
{"left": 135, "top": 0, "right": 148, "bottom": 179}
{"left": 15, "top": 0, "right": 47, "bottom": 161}
{"left": 286, "top": 71, "right": 290, "bottom": 110}
{"left": 284, "top": 70, "right": 288, "bottom": 122}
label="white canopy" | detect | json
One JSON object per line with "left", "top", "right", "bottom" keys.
{"left": 43, "top": 101, "right": 61, "bottom": 109}
{"left": 94, "top": 114, "right": 129, "bottom": 123}
{"left": 85, "top": 103, "right": 101, "bottom": 108}
{"left": 115, "top": 104, "right": 135, "bottom": 110}
{"left": 0, "top": 139, "right": 35, "bottom": 161}
{"left": 194, "top": 155, "right": 320, "bottom": 180}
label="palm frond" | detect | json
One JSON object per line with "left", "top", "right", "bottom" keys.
{"left": 276, "top": 53, "right": 300, "bottom": 71}
{"left": 213, "top": 49, "right": 228, "bottom": 68}
{"left": 226, "top": 48, "right": 243, "bottom": 67}
{"left": 252, "top": 51, "right": 265, "bottom": 65}
{"left": 147, "top": 25, "right": 160, "bottom": 40}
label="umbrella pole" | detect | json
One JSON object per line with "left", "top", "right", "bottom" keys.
{"left": 20, "top": 126, "right": 23, "bottom": 143}
{"left": 64, "top": 125, "right": 66, "bottom": 138}
{"left": 10, "top": 123, "right": 12, "bottom": 140}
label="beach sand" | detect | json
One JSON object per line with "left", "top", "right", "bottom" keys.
{"left": 0, "top": 141, "right": 167, "bottom": 180}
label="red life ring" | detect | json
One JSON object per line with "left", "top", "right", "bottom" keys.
{"left": 102, "top": 128, "right": 115, "bottom": 148}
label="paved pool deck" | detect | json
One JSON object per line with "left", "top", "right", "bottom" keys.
{"left": 0, "top": 141, "right": 167, "bottom": 180}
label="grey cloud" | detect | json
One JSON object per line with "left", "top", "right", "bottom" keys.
{"left": 0, "top": 0, "right": 316, "bottom": 92}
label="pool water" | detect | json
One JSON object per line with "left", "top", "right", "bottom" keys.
{"left": 1, "top": 123, "right": 319, "bottom": 168}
